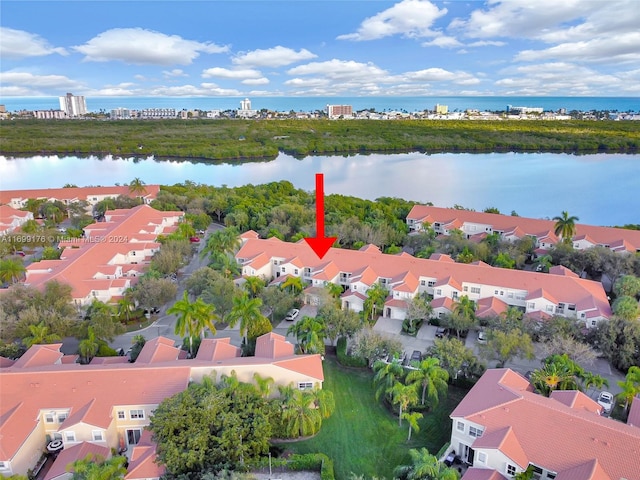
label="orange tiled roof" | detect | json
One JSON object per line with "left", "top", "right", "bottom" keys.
{"left": 125, "top": 430, "right": 165, "bottom": 480}
{"left": 44, "top": 442, "right": 111, "bottom": 480}
{"left": 451, "top": 368, "right": 640, "bottom": 480}
{"left": 0, "top": 185, "right": 160, "bottom": 205}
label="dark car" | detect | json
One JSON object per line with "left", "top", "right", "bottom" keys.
{"left": 410, "top": 350, "right": 422, "bottom": 362}
{"left": 435, "top": 327, "right": 448, "bottom": 338}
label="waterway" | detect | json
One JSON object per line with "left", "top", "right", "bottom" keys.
{"left": 1, "top": 152, "right": 638, "bottom": 226}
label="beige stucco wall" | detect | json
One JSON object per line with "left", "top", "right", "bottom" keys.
{"left": 8, "top": 418, "right": 47, "bottom": 476}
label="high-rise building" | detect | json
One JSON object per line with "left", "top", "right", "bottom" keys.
{"left": 326, "top": 104, "right": 353, "bottom": 118}
{"left": 59, "top": 93, "right": 87, "bottom": 117}
{"left": 435, "top": 104, "right": 448, "bottom": 114}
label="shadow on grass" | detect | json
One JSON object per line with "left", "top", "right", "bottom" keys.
{"left": 287, "top": 356, "right": 469, "bottom": 479}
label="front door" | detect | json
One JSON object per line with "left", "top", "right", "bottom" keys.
{"left": 126, "top": 429, "right": 142, "bottom": 446}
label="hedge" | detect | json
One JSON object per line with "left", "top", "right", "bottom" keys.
{"left": 253, "top": 453, "right": 335, "bottom": 480}
{"left": 336, "top": 337, "right": 367, "bottom": 368}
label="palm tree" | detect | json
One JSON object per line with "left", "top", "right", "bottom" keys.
{"left": 530, "top": 361, "right": 578, "bottom": 396}
{"left": 70, "top": 453, "right": 127, "bottom": 480}
{"left": 617, "top": 366, "right": 640, "bottom": 413}
{"left": 168, "top": 291, "right": 217, "bottom": 356}
{"left": 390, "top": 381, "right": 419, "bottom": 427}
{"left": 553, "top": 210, "right": 579, "bottom": 244}
{"left": 175, "top": 221, "right": 196, "bottom": 240}
{"left": 117, "top": 291, "right": 135, "bottom": 323}
{"left": 128, "top": 177, "right": 147, "bottom": 196}
{"left": 325, "top": 282, "right": 343, "bottom": 300}
{"left": 244, "top": 276, "right": 265, "bottom": 298}
{"left": 0, "top": 258, "right": 26, "bottom": 284}
{"left": 402, "top": 411, "right": 423, "bottom": 442}
{"left": 281, "top": 275, "right": 304, "bottom": 294}
{"left": 406, "top": 357, "right": 449, "bottom": 406}
{"left": 201, "top": 227, "right": 241, "bottom": 259}
{"left": 253, "top": 372, "right": 274, "bottom": 399}
{"left": 372, "top": 359, "right": 405, "bottom": 402}
{"left": 227, "top": 292, "right": 264, "bottom": 341}
{"left": 209, "top": 251, "right": 241, "bottom": 278}
{"left": 78, "top": 326, "right": 99, "bottom": 363}
{"left": 363, "top": 283, "right": 389, "bottom": 324}
{"left": 287, "top": 316, "right": 326, "bottom": 354}
{"left": 22, "top": 322, "right": 61, "bottom": 348}
{"left": 281, "top": 388, "right": 322, "bottom": 438}
{"left": 311, "top": 385, "right": 335, "bottom": 419}
{"left": 394, "top": 448, "right": 459, "bottom": 480}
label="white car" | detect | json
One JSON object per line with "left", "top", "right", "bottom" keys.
{"left": 477, "top": 330, "right": 487, "bottom": 343}
{"left": 597, "top": 391, "right": 614, "bottom": 414}
{"left": 285, "top": 309, "right": 300, "bottom": 321}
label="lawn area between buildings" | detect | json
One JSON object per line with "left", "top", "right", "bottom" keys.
{"left": 287, "top": 356, "right": 468, "bottom": 479}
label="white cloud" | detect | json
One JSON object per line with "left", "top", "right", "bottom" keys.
{"left": 163, "top": 69, "right": 188, "bottom": 78}
{"left": 0, "top": 27, "right": 68, "bottom": 58}
{"left": 404, "top": 68, "right": 480, "bottom": 85}
{"left": 241, "top": 78, "right": 269, "bottom": 85}
{"left": 287, "top": 59, "right": 389, "bottom": 81}
{"left": 284, "top": 78, "right": 331, "bottom": 88}
{"left": 73, "top": 28, "right": 228, "bottom": 65}
{"left": 201, "top": 67, "right": 263, "bottom": 79}
{"left": 232, "top": 46, "right": 317, "bottom": 67}
{"left": 421, "top": 36, "right": 462, "bottom": 48}
{"left": 337, "top": 0, "right": 447, "bottom": 41}
{"left": 0, "top": 71, "right": 82, "bottom": 90}
{"left": 148, "top": 84, "right": 242, "bottom": 96}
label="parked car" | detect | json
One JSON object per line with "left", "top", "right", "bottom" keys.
{"left": 597, "top": 391, "right": 614, "bottom": 414}
{"left": 477, "top": 330, "right": 487, "bottom": 343}
{"left": 410, "top": 350, "right": 422, "bottom": 363}
{"left": 189, "top": 236, "right": 200, "bottom": 243}
{"left": 435, "top": 326, "right": 448, "bottom": 338}
{"left": 285, "top": 308, "right": 300, "bottom": 321}
{"left": 15, "top": 251, "right": 26, "bottom": 257}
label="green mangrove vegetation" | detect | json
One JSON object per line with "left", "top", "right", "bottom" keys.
{"left": 1, "top": 119, "right": 638, "bottom": 161}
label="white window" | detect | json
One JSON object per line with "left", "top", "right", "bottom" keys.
{"left": 53, "top": 433, "right": 62, "bottom": 441}
{"left": 130, "top": 409, "right": 145, "bottom": 419}
{"left": 436, "top": 289, "right": 442, "bottom": 296}
{"left": 470, "top": 287, "right": 480, "bottom": 294}
{"left": 92, "top": 430, "right": 104, "bottom": 441}
{"left": 463, "top": 286, "right": 468, "bottom": 292}
{"left": 117, "top": 410, "right": 125, "bottom": 419}
{"left": 298, "top": 382, "right": 313, "bottom": 390}
{"left": 58, "top": 413, "right": 67, "bottom": 423}
{"left": 281, "top": 267, "right": 286, "bottom": 273}
{"left": 546, "top": 305, "right": 554, "bottom": 312}
{"left": 0, "top": 462, "right": 7, "bottom": 470}
{"left": 477, "top": 452, "right": 487, "bottom": 464}
{"left": 456, "top": 421, "right": 464, "bottom": 432}
{"left": 428, "top": 281, "right": 435, "bottom": 287}
{"left": 45, "top": 413, "right": 55, "bottom": 423}
{"left": 294, "top": 269, "right": 299, "bottom": 275}
{"left": 495, "top": 290, "right": 499, "bottom": 295}
{"left": 420, "top": 280, "right": 426, "bottom": 286}
{"left": 507, "top": 464, "right": 517, "bottom": 476}
{"left": 591, "top": 320, "right": 597, "bottom": 327}
{"left": 528, "top": 302, "right": 535, "bottom": 309}
{"left": 65, "top": 431, "right": 76, "bottom": 442}
{"left": 469, "top": 426, "right": 483, "bottom": 438}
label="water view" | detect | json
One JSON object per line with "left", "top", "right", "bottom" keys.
{"left": 1, "top": 152, "right": 638, "bottom": 226}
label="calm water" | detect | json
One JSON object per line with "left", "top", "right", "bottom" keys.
{"left": 3, "top": 96, "right": 640, "bottom": 113}
{"left": 1, "top": 152, "right": 638, "bottom": 226}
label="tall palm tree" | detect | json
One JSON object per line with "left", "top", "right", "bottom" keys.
{"left": 22, "top": 322, "right": 61, "bottom": 348}
{"left": 310, "top": 386, "right": 335, "bottom": 419}
{"left": 253, "top": 372, "right": 274, "bottom": 399}
{"left": 175, "top": 221, "right": 196, "bottom": 240}
{"left": 402, "top": 411, "right": 423, "bottom": 442}
{"left": 372, "top": 359, "right": 405, "bottom": 402}
{"left": 227, "top": 292, "right": 264, "bottom": 341}
{"left": 281, "top": 275, "right": 304, "bottom": 294}
{"left": 530, "top": 362, "right": 578, "bottom": 396}
{"left": 201, "top": 227, "right": 241, "bottom": 259}
{"left": 617, "top": 366, "right": 640, "bottom": 413}
{"left": 394, "top": 448, "right": 459, "bottom": 480}
{"left": 78, "top": 326, "right": 99, "bottom": 363}
{"left": 128, "top": 177, "right": 147, "bottom": 196}
{"left": 168, "top": 291, "right": 217, "bottom": 355}
{"left": 553, "top": 210, "right": 579, "bottom": 244}
{"left": 287, "top": 316, "right": 326, "bottom": 354}
{"left": 390, "top": 381, "right": 419, "bottom": 427}
{"left": 281, "top": 389, "right": 321, "bottom": 438}
{"left": 0, "top": 258, "right": 26, "bottom": 284}
{"left": 406, "top": 357, "right": 450, "bottom": 406}
{"left": 244, "top": 276, "right": 265, "bottom": 298}
{"left": 325, "top": 282, "right": 343, "bottom": 301}
{"left": 363, "top": 283, "right": 389, "bottom": 324}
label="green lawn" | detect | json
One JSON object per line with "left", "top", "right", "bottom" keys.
{"left": 287, "top": 357, "right": 468, "bottom": 479}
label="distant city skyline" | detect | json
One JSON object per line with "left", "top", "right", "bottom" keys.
{"left": 1, "top": 1, "right": 639, "bottom": 98}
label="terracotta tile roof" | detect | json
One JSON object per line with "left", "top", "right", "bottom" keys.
{"left": 135, "top": 337, "right": 182, "bottom": 364}
{"left": 431, "top": 296, "right": 454, "bottom": 311}
{"left": 475, "top": 296, "right": 509, "bottom": 319}
{"left": 408, "top": 205, "right": 640, "bottom": 253}
{"left": 44, "top": 442, "right": 111, "bottom": 480}
{"left": 254, "top": 332, "right": 294, "bottom": 358}
{"left": 555, "top": 459, "right": 611, "bottom": 480}
{"left": 0, "top": 357, "right": 16, "bottom": 368}
{"left": 196, "top": 338, "right": 241, "bottom": 362}
{"left": 12, "top": 343, "right": 64, "bottom": 368}
{"left": 549, "top": 265, "right": 579, "bottom": 278}
{"left": 274, "top": 355, "right": 324, "bottom": 383}
{"left": 385, "top": 298, "right": 407, "bottom": 308}
{"left": 462, "top": 468, "right": 509, "bottom": 480}
{"left": 471, "top": 426, "right": 528, "bottom": 468}
{"left": 125, "top": 430, "right": 165, "bottom": 480}
{"left": 549, "top": 390, "right": 601, "bottom": 414}
{"left": 451, "top": 368, "right": 640, "bottom": 480}
{"left": 627, "top": 395, "right": 640, "bottom": 428}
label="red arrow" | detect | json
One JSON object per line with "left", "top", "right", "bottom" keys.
{"left": 304, "top": 173, "right": 337, "bottom": 259}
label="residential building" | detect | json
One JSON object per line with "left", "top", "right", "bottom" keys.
{"left": 326, "top": 104, "right": 353, "bottom": 118}
{"left": 237, "top": 98, "right": 257, "bottom": 118}
{"left": 506, "top": 105, "right": 543, "bottom": 114}
{"left": 435, "top": 104, "right": 449, "bottom": 114}
{"left": 59, "top": 93, "right": 87, "bottom": 117}
{"left": 110, "top": 108, "right": 131, "bottom": 119}
{"left": 0, "top": 333, "right": 323, "bottom": 478}
{"left": 138, "top": 108, "right": 177, "bottom": 119}
{"left": 406, "top": 205, "right": 640, "bottom": 254}
{"left": 34, "top": 110, "right": 68, "bottom": 120}
{"left": 449, "top": 368, "right": 640, "bottom": 479}
{"left": 235, "top": 235, "right": 611, "bottom": 327}
{"left": 0, "top": 205, "right": 33, "bottom": 235}
{"left": 22, "top": 205, "right": 182, "bottom": 306}
{"left": 0, "top": 185, "right": 160, "bottom": 213}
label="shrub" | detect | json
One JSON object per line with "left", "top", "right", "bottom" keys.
{"left": 336, "top": 337, "right": 367, "bottom": 368}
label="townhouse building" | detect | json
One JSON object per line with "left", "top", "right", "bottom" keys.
{"left": 23, "top": 205, "right": 182, "bottom": 306}
{"left": 0, "top": 205, "right": 33, "bottom": 235}
{"left": 449, "top": 368, "right": 640, "bottom": 480}
{"left": 406, "top": 205, "right": 640, "bottom": 254}
{"left": 235, "top": 234, "right": 612, "bottom": 327}
{"left": 0, "top": 332, "right": 323, "bottom": 478}
{"left": 0, "top": 185, "right": 160, "bottom": 214}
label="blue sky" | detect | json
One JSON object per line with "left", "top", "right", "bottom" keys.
{"left": 1, "top": 0, "right": 639, "bottom": 98}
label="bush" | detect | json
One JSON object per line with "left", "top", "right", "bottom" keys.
{"left": 254, "top": 453, "right": 335, "bottom": 480}
{"left": 402, "top": 318, "right": 423, "bottom": 336}
{"left": 336, "top": 337, "right": 367, "bottom": 368}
